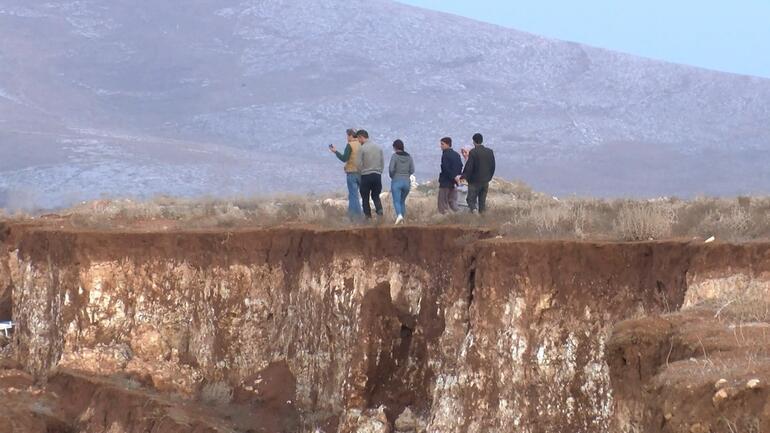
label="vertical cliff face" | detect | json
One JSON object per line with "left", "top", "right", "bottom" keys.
{"left": 5, "top": 225, "right": 762, "bottom": 433}
{"left": 427, "top": 241, "right": 693, "bottom": 433}
{"left": 9, "top": 228, "right": 484, "bottom": 421}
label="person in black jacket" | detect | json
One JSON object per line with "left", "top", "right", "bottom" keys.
{"left": 458, "top": 133, "right": 495, "bottom": 213}
{"left": 437, "top": 137, "right": 463, "bottom": 213}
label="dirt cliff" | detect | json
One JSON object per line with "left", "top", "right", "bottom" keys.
{"left": 608, "top": 243, "right": 770, "bottom": 433}
{"left": 1, "top": 223, "right": 767, "bottom": 432}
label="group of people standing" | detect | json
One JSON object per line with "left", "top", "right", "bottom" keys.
{"left": 329, "top": 129, "right": 495, "bottom": 224}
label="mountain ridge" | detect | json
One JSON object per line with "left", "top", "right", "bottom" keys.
{"left": 393, "top": 1, "right": 770, "bottom": 81}
{"left": 1, "top": 0, "right": 769, "bottom": 208}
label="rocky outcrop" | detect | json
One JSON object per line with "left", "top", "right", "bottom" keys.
{"left": 3, "top": 224, "right": 768, "bottom": 432}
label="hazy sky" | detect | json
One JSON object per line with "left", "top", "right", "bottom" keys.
{"left": 399, "top": 0, "right": 770, "bottom": 78}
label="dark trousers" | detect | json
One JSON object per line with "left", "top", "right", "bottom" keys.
{"left": 360, "top": 173, "right": 383, "bottom": 217}
{"left": 438, "top": 187, "right": 459, "bottom": 213}
{"left": 467, "top": 182, "right": 489, "bottom": 213}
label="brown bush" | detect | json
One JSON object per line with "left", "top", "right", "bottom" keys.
{"left": 613, "top": 201, "right": 676, "bottom": 241}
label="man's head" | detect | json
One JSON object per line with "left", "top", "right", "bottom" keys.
{"left": 346, "top": 128, "right": 357, "bottom": 141}
{"left": 472, "top": 133, "right": 484, "bottom": 146}
{"left": 440, "top": 137, "right": 452, "bottom": 150}
{"left": 356, "top": 129, "right": 369, "bottom": 144}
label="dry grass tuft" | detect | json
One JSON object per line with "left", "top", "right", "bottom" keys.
{"left": 708, "top": 295, "right": 770, "bottom": 325}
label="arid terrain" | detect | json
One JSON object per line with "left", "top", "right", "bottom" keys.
{"left": 0, "top": 188, "right": 769, "bottom": 432}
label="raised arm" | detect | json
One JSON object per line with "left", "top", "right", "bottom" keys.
{"left": 335, "top": 143, "right": 352, "bottom": 162}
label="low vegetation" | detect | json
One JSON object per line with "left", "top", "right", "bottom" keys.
{"left": 13, "top": 178, "right": 770, "bottom": 242}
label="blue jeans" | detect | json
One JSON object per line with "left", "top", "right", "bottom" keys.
{"left": 391, "top": 178, "right": 410, "bottom": 217}
{"left": 346, "top": 173, "right": 363, "bottom": 217}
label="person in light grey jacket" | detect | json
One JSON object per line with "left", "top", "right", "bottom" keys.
{"left": 355, "top": 130, "right": 385, "bottom": 218}
{"left": 389, "top": 139, "right": 415, "bottom": 224}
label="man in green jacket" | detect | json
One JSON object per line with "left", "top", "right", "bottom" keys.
{"left": 329, "top": 128, "right": 363, "bottom": 218}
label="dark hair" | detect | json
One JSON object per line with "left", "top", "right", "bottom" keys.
{"left": 356, "top": 129, "right": 369, "bottom": 139}
{"left": 346, "top": 128, "right": 357, "bottom": 137}
{"left": 472, "top": 133, "right": 483, "bottom": 145}
{"left": 440, "top": 137, "right": 452, "bottom": 147}
{"left": 392, "top": 139, "right": 404, "bottom": 151}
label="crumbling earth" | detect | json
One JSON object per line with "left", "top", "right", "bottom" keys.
{"left": 0, "top": 221, "right": 768, "bottom": 432}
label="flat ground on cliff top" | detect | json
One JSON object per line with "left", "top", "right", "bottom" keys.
{"left": 4, "top": 179, "right": 770, "bottom": 242}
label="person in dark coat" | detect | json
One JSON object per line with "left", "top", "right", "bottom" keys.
{"left": 458, "top": 133, "right": 495, "bottom": 213}
{"left": 437, "top": 137, "right": 463, "bottom": 213}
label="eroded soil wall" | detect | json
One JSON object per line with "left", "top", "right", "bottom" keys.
{"left": 4, "top": 225, "right": 756, "bottom": 432}
{"left": 608, "top": 243, "right": 770, "bottom": 433}
{"left": 428, "top": 241, "right": 694, "bottom": 433}
{"left": 10, "top": 227, "right": 480, "bottom": 420}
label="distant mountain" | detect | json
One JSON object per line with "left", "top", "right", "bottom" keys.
{"left": 1, "top": 0, "right": 769, "bottom": 208}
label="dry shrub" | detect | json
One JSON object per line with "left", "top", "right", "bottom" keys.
{"left": 532, "top": 201, "right": 571, "bottom": 233}
{"left": 710, "top": 295, "right": 770, "bottom": 325}
{"left": 706, "top": 207, "right": 750, "bottom": 233}
{"left": 489, "top": 198, "right": 607, "bottom": 239}
{"left": 613, "top": 201, "right": 676, "bottom": 240}
{"left": 718, "top": 417, "right": 762, "bottom": 433}
{"left": 200, "top": 381, "right": 233, "bottom": 406}
{"left": 673, "top": 197, "right": 770, "bottom": 242}
{"left": 695, "top": 205, "right": 751, "bottom": 240}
